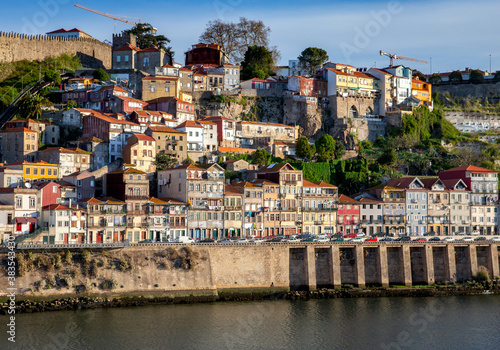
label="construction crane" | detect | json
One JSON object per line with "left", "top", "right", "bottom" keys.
{"left": 74, "top": 3, "right": 157, "bottom": 33}
{"left": 380, "top": 50, "right": 427, "bottom": 67}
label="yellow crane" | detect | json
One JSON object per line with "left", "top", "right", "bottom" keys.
{"left": 380, "top": 50, "right": 427, "bottom": 67}
{"left": 74, "top": 3, "right": 157, "bottom": 33}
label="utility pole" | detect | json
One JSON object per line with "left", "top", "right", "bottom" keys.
{"left": 430, "top": 57, "right": 432, "bottom": 75}
{"left": 490, "top": 54, "right": 492, "bottom": 73}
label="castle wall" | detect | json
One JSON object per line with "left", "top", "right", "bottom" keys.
{"left": 0, "top": 32, "right": 111, "bottom": 69}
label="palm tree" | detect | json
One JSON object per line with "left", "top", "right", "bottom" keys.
{"left": 18, "top": 92, "right": 45, "bottom": 120}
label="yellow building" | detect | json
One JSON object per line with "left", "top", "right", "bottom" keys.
{"left": 412, "top": 78, "right": 432, "bottom": 108}
{"left": 325, "top": 65, "right": 380, "bottom": 98}
{"left": 9, "top": 160, "right": 60, "bottom": 182}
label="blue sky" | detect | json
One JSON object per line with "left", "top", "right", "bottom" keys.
{"left": 3, "top": 0, "right": 500, "bottom": 73}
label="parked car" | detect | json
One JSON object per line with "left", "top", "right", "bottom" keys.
{"left": 176, "top": 236, "right": 195, "bottom": 244}
{"left": 251, "top": 238, "right": 264, "bottom": 243}
{"left": 314, "top": 237, "right": 329, "bottom": 243}
{"left": 139, "top": 239, "right": 153, "bottom": 243}
{"left": 332, "top": 238, "right": 345, "bottom": 242}
{"left": 301, "top": 237, "right": 314, "bottom": 242}
{"left": 474, "top": 236, "right": 486, "bottom": 241}
{"left": 218, "top": 238, "right": 232, "bottom": 243}
{"left": 380, "top": 237, "right": 394, "bottom": 242}
{"left": 356, "top": 232, "right": 366, "bottom": 237}
{"left": 396, "top": 236, "right": 412, "bottom": 242}
{"left": 344, "top": 233, "right": 357, "bottom": 238}
{"left": 442, "top": 237, "right": 455, "bottom": 242}
{"left": 268, "top": 237, "right": 283, "bottom": 243}
{"left": 455, "top": 231, "right": 466, "bottom": 236}
{"left": 235, "top": 238, "right": 249, "bottom": 243}
{"left": 365, "top": 237, "right": 377, "bottom": 242}
{"left": 415, "top": 238, "right": 427, "bottom": 242}
{"left": 350, "top": 237, "right": 364, "bottom": 243}
{"left": 199, "top": 238, "right": 215, "bottom": 243}
{"left": 429, "top": 237, "right": 441, "bottom": 242}
{"left": 489, "top": 237, "right": 500, "bottom": 241}
{"left": 285, "top": 237, "right": 301, "bottom": 243}
{"left": 471, "top": 230, "right": 480, "bottom": 236}
{"left": 461, "top": 237, "right": 474, "bottom": 242}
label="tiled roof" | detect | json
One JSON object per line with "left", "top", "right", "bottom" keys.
{"left": 80, "top": 197, "right": 104, "bottom": 204}
{"left": 113, "top": 43, "right": 141, "bottom": 51}
{"left": 358, "top": 197, "right": 383, "bottom": 203}
{"left": 142, "top": 76, "right": 178, "bottom": 81}
{"left": 0, "top": 127, "right": 37, "bottom": 133}
{"left": 114, "top": 95, "right": 148, "bottom": 104}
{"left": 39, "top": 147, "right": 92, "bottom": 154}
{"left": 133, "top": 133, "right": 155, "bottom": 142}
{"left": 218, "top": 147, "right": 255, "bottom": 154}
{"left": 338, "top": 194, "right": 359, "bottom": 203}
{"left": 442, "top": 165, "right": 497, "bottom": 173}
{"left": 314, "top": 181, "right": 338, "bottom": 188}
{"left": 302, "top": 180, "right": 321, "bottom": 188}
{"left": 8, "top": 160, "right": 57, "bottom": 166}
{"left": 257, "top": 162, "right": 296, "bottom": 173}
{"left": 149, "top": 125, "right": 184, "bottom": 133}
{"left": 224, "top": 185, "right": 242, "bottom": 195}
{"left": 326, "top": 68, "right": 377, "bottom": 79}
{"left": 252, "top": 179, "right": 279, "bottom": 186}
{"left": 43, "top": 204, "right": 71, "bottom": 211}
{"left": 176, "top": 120, "right": 203, "bottom": 128}
{"left": 87, "top": 111, "right": 140, "bottom": 126}
{"left": 157, "top": 197, "right": 186, "bottom": 204}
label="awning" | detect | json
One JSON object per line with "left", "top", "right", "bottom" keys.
{"left": 15, "top": 217, "right": 27, "bottom": 224}
{"left": 26, "top": 217, "right": 38, "bottom": 223}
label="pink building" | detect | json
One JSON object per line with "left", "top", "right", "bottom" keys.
{"left": 337, "top": 194, "right": 361, "bottom": 235}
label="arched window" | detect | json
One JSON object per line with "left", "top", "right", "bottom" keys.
{"left": 349, "top": 106, "right": 358, "bottom": 118}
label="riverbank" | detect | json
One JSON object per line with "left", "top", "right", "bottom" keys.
{"left": 2, "top": 281, "right": 500, "bottom": 315}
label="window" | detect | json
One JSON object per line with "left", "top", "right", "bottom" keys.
{"left": 150, "top": 86, "right": 156, "bottom": 93}
{"left": 143, "top": 57, "right": 150, "bottom": 67}
{"left": 77, "top": 180, "right": 82, "bottom": 187}
{"left": 125, "top": 55, "right": 129, "bottom": 62}
{"left": 116, "top": 55, "right": 121, "bottom": 62}
{"left": 25, "top": 168, "right": 31, "bottom": 175}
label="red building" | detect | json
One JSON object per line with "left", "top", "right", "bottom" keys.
{"left": 32, "top": 181, "right": 61, "bottom": 207}
{"left": 337, "top": 194, "right": 360, "bottom": 235}
{"left": 185, "top": 43, "right": 226, "bottom": 66}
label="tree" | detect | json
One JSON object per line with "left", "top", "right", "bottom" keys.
{"left": 413, "top": 71, "right": 427, "bottom": 82}
{"left": 43, "top": 70, "right": 61, "bottom": 85}
{"left": 428, "top": 74, "right": 442, "bottom": 85}
{"left": 494, "top": 71, "right": 500, "bottom": 82}
{"left": 199, "top": 17, "right": 278, "bottom": 64}
{"left": 92, "top": 68, "right": 109, "bottom": 81}
{"left": 155, "top": 153, "right": 177, "bottom": 170}
{"left": 469, "top": 70, "right": 485, "bottom": 84}
{"left": 298, "top": 47, "right": 329, "bottom": 75}
{"left": 65, "top": 100, "right": 77, "bottom": 110}
{"left": 333, "top": 141, "right": 346, "bottom": 160}
{"left": 377, "top": 148, "right": 397, "bottom": 165}
{"left": 315, "top": 134, "right": 335, "bottom": 162}
{"left": 296, "top": 137, "right": 313, "bottom": 159}
{"left": 241, "top": 46, "right": 274, "bottom": 80}
{"left": 448, "top": 70, "right": 463, "bottom": 83}
{"left": 123, "top": 23, "right": 173, "bottom": 59}
{"left": 18, "top": 92, "right": 45, "bottom": 120}
{"left": 251, "top": 148, "right": 271, "bottom": 166}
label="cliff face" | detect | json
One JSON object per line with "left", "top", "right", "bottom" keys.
{"left": 193, "top": 92, "right": 326, "bottom": 138}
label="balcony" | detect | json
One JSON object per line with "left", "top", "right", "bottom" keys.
{"left": 283, "top": 180, "right": 297, "bottom": 185}
{"left": 314, "top": 221, "right": 323, "bottom": 225}
{"left": 125, "top": 195, "right": 149, "bottom": 201}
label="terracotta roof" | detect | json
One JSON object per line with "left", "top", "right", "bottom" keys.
{"left": 94, "top": 85, "right": 129, "bottom": 93}
{"left": 224, "top": 184, "right": 242, "bottom": 195}
{"left": 157, "top": 197, "right": 186, "bottom": 204}
{"left": 338, "top": 194, "right": 359, "bottom": 203}
{"left": 74, "top": 108, "right": 96, "bottom": 114}
{"left": 149, "top": 197, "right": 168, "bottom": 204}
{"left": 160, "top": 163, "right": 205, "bottom": 171}
{"left": 252, "top": 179, "right": 279, "bottom": 186}
{"left": 302, "top": 180, "right": 321, "bottom": 188}
{"left": 196, "top": 120, "right": 217, "bottom": 125}
{"left": 32, "top": 181, "right": 58, "bottom": 189}
{"left": 257, "top": 162, "right": 296, "bottom": 173}
{"left": 133, "top": 133, "right": 155, "bottom": 142}
{"left": 43, "top": 204, "right": 71, "bottom": 211}
{"left": 56, "top": 180, "right": 77, "bottom": 188}
{"left": 133, "top": 110, "right": 172, "bottom": 117}
{"left": 87, "top": 111, "right": 140, "bottom": 126}
{"left": 326, "top": 68, "right": 377, "bottom": 79}
{"left": 314, "top": 181, "right": 338, "bottom": 188}
{"left": 232, "top": 181, "right": 259, "bottom": 188}
{"left": 114, "top": 95, "right": 148, "bottom": 104}
{"left": 148, "top": 125, "right": 184, "bottom": 134}
{"left": 442, "top": 165, "right": 497, "bottom": 174}
{"left": 77, "top": 136, "right": 105, "bottom": 143}
{"left": 140, "top": 45, "right": 160, "bottom": 52}
{"left": 8, "top": 160, "right": 57, "bottom": 166}
{"left": 99, "top": 197, "right": 126, "bottom": 204}
{"left": 358, "top": 197, "right": 383, "bottom": 204}
{"left": 39, "top": 147, "right": 92, "bottom": 154}
{"left": 0, "top": 127, "right": 37, "bottom": 133}
{"left": 218, "top": 147, "right": 255, "bottom": 154}
{"left": 176, "top": 120, "right": 203, "bottom": 128}
{"left": 109, "top": 167, "right": 146, "bottom": 175}
{"left": 80, "top": 197, "right": 104, "bottom": 204}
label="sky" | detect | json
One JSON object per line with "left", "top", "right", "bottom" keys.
{"left": 3, "top": 0, "right": 500, "bottom": 74}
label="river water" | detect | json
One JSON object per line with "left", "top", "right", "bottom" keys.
{"left": 2, "top": 295, "right": 500, "bottom": 350}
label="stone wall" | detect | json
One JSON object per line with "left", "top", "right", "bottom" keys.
{"left": 435, "top": 83, "right": 500, "bottom": 102}
{"left": 0, "top": 32, "right": 111, "bottom": 69}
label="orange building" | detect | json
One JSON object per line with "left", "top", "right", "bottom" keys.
{"left": 411, "top": 78, "right": 432, "bottom": 108}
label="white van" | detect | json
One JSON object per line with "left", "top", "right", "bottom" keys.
{"left": 175, "top": 236, "right": 195, "bottom": 244}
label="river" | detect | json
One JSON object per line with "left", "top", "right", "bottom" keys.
{"left": 2, "top": 295, "right": 500, "bottom": 350}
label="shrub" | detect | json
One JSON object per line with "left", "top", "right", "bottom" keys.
{"left": 101, "top": 279, "right": 117, "bottom": 290}
{"left": 54, "top": 254, "right": 62, "bottom": 269}
{"left": 81, "top": 250, "right": 91, "bottom": 264}
{"left": 474, "top": 266, "right": 490, "bottom": 282}
{"left": 64, "top": 251, "right": 73, "bottom": 265}
{"left": 46, "top": 275, "right": 56, "bottom": 289}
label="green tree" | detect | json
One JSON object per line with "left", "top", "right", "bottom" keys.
{"left": 469, "top": 70, "right": 485, "bottom": 84}
{"left": 43, "top": 70, "right": 61, "bottom": 85}
{"left": 428, "top": 74, "right": 442, "bottom": 85}
{"left": 298, "top": 47, "right": 329, "bottom": 75}
{"left": 296, "top": 136, "right": 313, "bottom": 159}
{"left": 378, "top": 148, "right": 397, "bottom": 165}
{"left": 251, "top": 148, "right": 271, "bottom": 166}
{"left": 494, "top": 71, "right": 500, "bottom": 82}
{"left": 241, "top": 46, "right": 274, "bottom": 80}
{"left": 333, "top": 141, "right": 346, "bottom": 160}
{"left": 155, "top": 153, "right": 177, "bottom": 170}
{"left": 18, "top": 92, "right": 45, "bottom": 120}
{"left": 315, "top": 134, "right": 335, "bottom": 162}
{"left": 65, "top": 100, "right": 77, "bottom": 110}
{"left": 413, "top": 71, "right": 427, "bottom": 82}
{"left": 92, "top": 68, "right": 109, "bottom": 81}
{"left": 449, "top": 70, "right": 463, "bottom": 83}
{"left": 123, "top": 23, "right": 173, "bottom": 59}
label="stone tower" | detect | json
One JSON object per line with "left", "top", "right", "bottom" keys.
{"left": 112, "top": 33, "right": 137, "bottom": 49}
